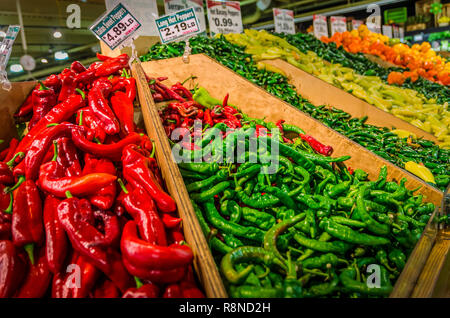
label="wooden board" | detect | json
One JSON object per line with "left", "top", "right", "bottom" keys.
{"left": 363, "top": 53, "right": 398, "bottom": 69}
{"left": 261, "top": 59, "right": 439, "bottom": 143}
{"left": 131, "top": 62, "right": 228, "bottom": 298}
{"left": 140, "top": 54, "right": 443, "bottom": 207}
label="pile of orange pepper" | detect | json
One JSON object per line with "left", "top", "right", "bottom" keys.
{"left": 321, "top": 25, "right": 450, "bottom": 86}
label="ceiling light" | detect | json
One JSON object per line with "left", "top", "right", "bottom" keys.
{"left": 41, "top": 58, "right": 48, "bottom": 64}
{"left": 53, "top": 30, "right": 62, "bottom": 38}
{"left": 54, "top": 51, "right": 69, "bottom": 60}
{"left": 10, "top": 64, "right": 24, "bottom": 73}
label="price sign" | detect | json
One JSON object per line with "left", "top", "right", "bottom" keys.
{"left": 156, "top": 7, "right": 200, "bottom": 44}
{"left": 313, "top": 15, "right": 328, "bottom": 39}
{"left": 90, "top": 3, "right": 142, "bottom": 50}
{"left": 164, "top": 0, "right": 206, "bottom": 33}
{"left": 382, "top": 25, "right": 393, "bottom": 38}
{"left": 207, "top": 1, "right": 243, "bottom": 37}
{"left": 0, "top": 25, "right": 20, "bottom": 70}
{"left": 273, "top": 8, "right": 295, "bottom": 34}
{"left": 352, "top": 19, "right": 363, "bottom": 30}
{"left": 392, "top": 25, "right": 399, "bottom": 38}
{"left": 330, "top": 16, "right": 346, "bottom": 35}
{"left": 399, "top": 27, "right": 404, "bottom": 41}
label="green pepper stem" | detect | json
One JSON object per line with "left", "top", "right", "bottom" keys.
{"left": 52, "top": 140, "right": 58, "bottom": 162}
{"left": 65, "top": 191, "right": 73, "bottom": 198}
{"left": 149, "top": 141, "right": 155, "bottom": 158}
{"left": 117, "top": 178, "right": 129, "bottom": 194}
{"left": 3, "top": 192, "right": 13, "bottom": 214}
{"left": 46, "top": 123, "right": 59, "bottom": 127}
{"left": 78, "top": 110, "right": 83, "bottom": 126}
{"left": 134, "top": 276, "right": 143, "bottom": 289}
{"left": 38, "top": 81, "right": 49, "bottom": 91}
{"left": 75, "top": 88, "right": 85, "bottom": 100}
{"left": 6, "top": 152, "right": 24, "bottom": 167}
{"left": 7, "top": 175, "right": 25, "bottom": 193}
{"left": 24, "top": 243, "right": 35, "bottom": 265}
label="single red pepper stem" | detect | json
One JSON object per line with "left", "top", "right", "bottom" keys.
{"left": 7, "top": 175, "right": 25, "bottom": 193}
{"left": 117, "top": 178, "right": 129, "bottom": 194}
{"left": 3, "top": 191, "right": 13, "bottom": 214}
{"left": 38, "top": 81, "right": 49, "bottom": 91}
{"left": 134, "top": 276, "right": 143, "bottom": 288}
{"left": 24, "top": 243, "right": 35, "bottom": 265}
{"left": 65, "top": 191, "right": 73, "bottom": 198}
{"left": 75, "top": 88, "right": 85, "bottom": 100}
{"left": 47, "top": 123, "right": 59, "bottom": 127}
{"left": 52, "top": 141, "right": 58, "bottom": 162}
{"left": 181, "top": 75, "right": 197, "bottom": 85}
{"left": 6, "top": 152, "right": 24, "bottom": 167}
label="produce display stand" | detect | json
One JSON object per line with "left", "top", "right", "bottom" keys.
{"left": 363, "top": 54, "right": 398, "bottom": 69}
{"left": 131, "top": 54, "right": 448, "bottom": 297}
{"left": 260, "top": 59, "right": 439, "bottom": 143}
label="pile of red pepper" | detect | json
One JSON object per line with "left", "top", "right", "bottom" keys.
{"left": 0, "top": 53, "right": 203, "bottom": 298}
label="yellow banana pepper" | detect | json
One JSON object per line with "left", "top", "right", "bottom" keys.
{"left": 404, "top": 161, "right": 436, "bottom": 184}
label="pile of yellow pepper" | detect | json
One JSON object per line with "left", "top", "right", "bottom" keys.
{"left": 223, "top": 30, "right": 450, "bottom": 147}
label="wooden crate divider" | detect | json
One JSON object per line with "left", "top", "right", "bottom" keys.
{"left": 261, "top": 58, "right": 439, "bottom": 143}
{"left": 131, "top": 62, "right": 228, "bottom": 298}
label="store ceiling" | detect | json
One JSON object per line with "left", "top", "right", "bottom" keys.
{"left": 0, "top": 0, "right": 381, "bottom": 81}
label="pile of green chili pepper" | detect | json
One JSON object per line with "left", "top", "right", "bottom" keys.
{"left": 278, "top": 32, "right": 450, "bottom": 105}
{"left": 174, "top": 101, "right": 436, "bottom": 298}
{"left": 140, "top": 36, "right": 450, "bottom": 191}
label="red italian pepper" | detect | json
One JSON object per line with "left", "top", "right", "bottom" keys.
{"left": 88, "top": 78, "right": 120, "bottom": 135}
{"left": 56, "top": 137, "right": 82, "bottom": 177}
{"left": 122, "top": 256, "right": 187, "bottom": 284}
{"left": 43, "top": 195, "right": 68, "bottom": 274}
{"left": 0, "top": 240, "right": 27, "bottom": 298}
{"left": 74, "top": 63, "right": 100, "bottom": 86}
{"left": 3, "top": 138, "right": 19, "bottom": 163}
{"left": 203, "top": 109, "right": 213, "bottom": 128}
{"left": 180, "top": 281, "right": 205, "bottom": 298}
{"left": 14, "top": 91, "right": 34, "bottom": 118}
{"left": 171, "top": 82, "right": 193, "bottom": 101}
{"left": 24, "top": 123, "right": 74, "bottom": 181}
{"left": 44, "top": 74, "right": 62, "bottom": 93}
{"left": 95, "top": 54, "right": 129, "bottom": 77}
{"left": 15, "top": 90, "right": 86, "bottom": 156}
{"left": 122, "top": 283, "right": 159, "bottom": 298}
{"left": 161, "top": 213, "right": 182, "bottom": 229}
{"left": 57, "top": 197, "right": 132, "bottom": 292}
{"left": 163, "top": 284, "right": 182, "bottom": 298}
{"left": 15, "top": 246, "right": 52, "bottom": 298}
{"left": 58, "top": 69, "right": 77, "bottom": 103}
{"left": 82, "top": 154, "right": 117, "bottom": 210}
{"left": 38, "top": 160, "right": 117, "bottom": 198}
{"left": 71, "top": 254, "right": 101, "bottom": 298}
{"left": 91, "top": 279, "right": 120, "bottom": 298}
{"left": 29, "top": 82, "right": 58, "bottom": 130}
{"left": 0, "top": 152, "right": 23, "bottom": 185}
{"left": 110, "top": 91, "right": 135, "bottom": 135}
{"left": 71, "top": 128, "right": 142, "bottom": 161}
{"left": 70, "top": 61, "right": 87, "bottom": 74}
{"left": 299, "top": 134, "right": 334, "bottom": 156}
{"left": 76, "top": 108, "right": 107, "bottom": 142}
{"left": 12, "top": 179, "right": 43, "bottom": 265}
{"left": 111, "top": 69, "right": 136, "bottom": 101}
{"left": 120, "top": 181, "right": 166, "bottom": 246}
{"left": 120, "top": 220, "right": 192, "bottom": 270}
{"left": 122, "top": 144, "right": 176, "bottom": 213}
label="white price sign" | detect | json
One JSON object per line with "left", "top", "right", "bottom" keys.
{"left": 352, "top": 20, "right": 363, "bottom": 30}
{"left": 90, "top": 3, "right": 141, "bottom": 50}
{"left": 164, "top": 0, "right": 206, "bottom": 33}
{"left": 330, "top": 16, "right": 346, "bottom": 35}
{"left": 382, "top": 25, "right": 393, "bottom": 38}
{"left": 156, "top": 7, "right": 200, "bottom": 44}
{"left": 207, "top": 1, "right": 243, "bottom": 37}
{"left": 313, "top": 15, "right": 328, "bottom": 39}
{"left": 273, "top": 8, "right": 295, "bottom": 34}
{"left": 0, "top": 25, "right": 20, "bottom": 70}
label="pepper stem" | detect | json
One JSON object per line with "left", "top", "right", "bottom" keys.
{"left": 75, "top": 88, "right": 85, "bottom": 100}
{"left": 38, "top": 81, "right": 49, "bottom": 91}
{"left": 24, "top": 243, "right": 35, "bottom": 265}
{"left": 7, "top": 175, "right": 25, "bottom": 193}
{"left": 117, "top": 178, "right": 129, "bottom": 194}
{"left": 65, "top": 191, "right": 73, "bottom": 198}
{"left": 134, "top": 276, "right": 143, "bottom": 289}
{"left": 78, "top": 110, "right": 83, "bottom": 126}
{"left": 52, "top": 141, "right": 58, "bottom": 161}
{"left": 3, "top": 192, "right": 13, "bottom": 214}
{"left": 149, "top": 140, "right": 155, "bottom": 158}
{"left": 6, "top": 152, "right": 24, "bottom": 167}
{"left": 181, "top": 75, "right": 197, "bottom": 85}
{"left": 47, "top": 123, "right": 59, "bottom": 127}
